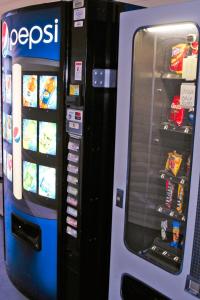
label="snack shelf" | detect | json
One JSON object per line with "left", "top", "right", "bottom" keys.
{"left": 160, "top": 122, "right": 192, "bottom": 135}
{"left": 161, "top": 72, "right": 197, "bottom": 82}
{"left": 157, "top": 205, "right": 186, "bottom": 222}
{"left": 143, "top": 237, "right": 182, "bottom": 267}
{"left": 161, "top": 72, "right": 183, "bottom": 80}
{"left": 159, "top": 170, "right": 187, "bottom": 185}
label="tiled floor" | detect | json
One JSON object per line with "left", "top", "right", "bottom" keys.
{"left": 0, "top": 217, "right": 28, "bottom": 300}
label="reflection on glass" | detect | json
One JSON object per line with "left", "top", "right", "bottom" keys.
{"left": 6, "top": 153, "right": 12, "bottom": 182}
{"left": 39, "top": 76, "right": 57, "bottom": 109}
{"left": 125, "top": 23, "right": 199, "bottom": 273}
{"left": 23, "top": 75, "right": 37, "bottom": 107}
{"left": 23, "top": 161, "right": 37, "bottom": 193}
{"left": 23, "top": 119, "right": 37, "bottom": 151}
{"left": 39, "top": 165, "right": 56, "bottom": 199}
{"left": 5, "top": 74, "right": 12, "bottom": 104}
{"left": 39, "top": 122, "right": 56, "bottom": 155}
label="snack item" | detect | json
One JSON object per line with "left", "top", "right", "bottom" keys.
{"left": 188, "top": 108, "right": 195, "bottom": 126}
{"left": 170, "top": 43, "right": 189, "bottom": 74}
{"left": 176, "top": 184, "right": 184, "bottom": 214}
{"left": 169, "top": 96, "right": 185, "bottom": 127}
{"left": 165, "top": 151, "right": 183, "bottom": 177}
{"left": 170, "top": 220, "right": 180, "bottom": 248}
{"left": 161, "top": 220, "right": 168, "bottom": 241}
{"left": 187, "top": 34, "right": 199, "bottom": 56}
{"left": 165, "top": 180, "right": 175, "bottom": 209}
{"left": 186, "top": 155, "right": 191, "bottom": 178}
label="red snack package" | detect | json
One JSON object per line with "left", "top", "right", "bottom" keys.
{"left": 169, "top": 96, "right": 185, "bottom": 127}
{"left": 191, "top": 41, "right": 199, "bottom": 55}
{"left": 170, "top": 43, "right": 189, "bottom": 74}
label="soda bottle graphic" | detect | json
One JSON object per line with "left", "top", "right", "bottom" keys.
{"left": 23, "top": 75, "right": 37, "bottom": 107}
{"left": 28, "top": 76, "right": 36, "bottom": 93}
{"left": 40, "top": 76, "right": 56, "bottom": 108}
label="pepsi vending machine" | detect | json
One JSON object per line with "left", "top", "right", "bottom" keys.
{"left": 1, "top": 1, "right": 140, "bottom": 300}
{"left": 109, "top": 1, "right": 200, "bottom": 300}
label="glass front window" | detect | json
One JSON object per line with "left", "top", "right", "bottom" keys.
{"left": 125, "top": 23, "right": 199, "bottom": 273}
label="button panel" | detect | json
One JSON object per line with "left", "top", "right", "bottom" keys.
{"left": 66, "top": 133, "right": 81, "bottom": 239}
{"left": 67, "top": 206, "right": 78, "bottom": 218}
{"left": 67, "top": 164, "right": 79, "bottom": 174}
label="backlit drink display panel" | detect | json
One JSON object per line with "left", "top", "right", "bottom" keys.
{"left": 23, "top": 75, "right": 37, "bottom": 107}
{"left": 23, "top": 161, "right": 37, "bottom": 193}
{"left": 5, "top": 74, "right": 11, "bottom": 104}
{"left": 6, "top": 115, "right": 12, "bottom": 143}
{"left": 39, "top": 121, "right": 57, "bottom": 155}
{"left": 23, "top": 119, "right": 37, "bottom": 151}
{"left": 39, "top": 165, "right": 56, "bottom": 199}
{"left": 7, "top": 153, "right": 12, "bottom": 182}
{"left": 39, "top": 76, "right": 57, "bottom": 109}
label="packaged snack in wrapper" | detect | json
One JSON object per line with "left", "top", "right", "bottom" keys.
{"left": 169, "top": 96, "right": 185, "bottom": 127}
{"left": 176, "top": 184, "right": 184, "bottom": 214}
{"left": 169, "top": 43, "right": 189, "bottom": 74}
{"left": 186, "top": 155, "right": 191, "bottom": 178}
{"left": 170, "top": 221, "right": 181, "bottom": 248}
{"left": 165, "top": 151, "right": 183, "bottom": 177}
{"left": 165, "top": 180, "right": 175, "bottom": 209}
{"left": 161, "top": 220, "right": 168, "bottom": 241}
{"left": 187, "top": 34, "right": 199, "bottom": 56}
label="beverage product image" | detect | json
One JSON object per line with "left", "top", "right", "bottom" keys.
{"left": 5, "top": 74, "right": 11, "bottom": 103}
{"left": 23, "top": 161, "right": 37, "bottom": 193}
{"left": 23, "top": 75, "right": 37, "bottom": 107}
{"left": 39, "top": 76, "right": 57, "bottom": 109}
{"left": 39, "top": 165, "right": 56, "bottom": 199}
{"left": 6, "top": 153, "right": 12, "bottom": 182}
{"left": 39, "top": 121, "right": 57, "bottom": 155}
{"left": 23, "top": 119, "right": 37, "bottom": 151}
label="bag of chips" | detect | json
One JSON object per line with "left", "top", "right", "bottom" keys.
{"left": 170, "top": 43, "right": 189, "bottom": 74}
{"left": 165, "top": 151, "right": 183, "bottom": 177}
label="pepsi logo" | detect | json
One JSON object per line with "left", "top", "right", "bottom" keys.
{"left": 13, "top": 127, "right": 20, "bottom": 143}
{"left": 2, "top": 21, "right": 9, "bottom": 58}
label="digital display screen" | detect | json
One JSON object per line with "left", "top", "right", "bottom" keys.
{"left": 6, "top": 115, "right": 12, "bottom": 143}
{"left": 23, "top": 161, "right": 37, "bottom": 193}
{"left": 23, "top": 75, "right": 37, "bottom": 107}
{"left": 2, "top": 74, "right": 6, "bottom": 103}
{"left": 23, "top": 119, "right": 37, "bottom": 151}
{"left": 39, "top": 122, "right": 56, "bottom": 155}
{"left": 7, "top": 153, "right": 12, "bottom": 182}
{"left": 3, "top": 112, "right": 6, "bottom": 140}
{"left": 39, "top": 76, "right": 57, "bottom": 109}
{"left": 39, "top": 165, "right": 56, "bottom": 199}
{"left": 5, "top": 74, "right": 12, "bottom": 104}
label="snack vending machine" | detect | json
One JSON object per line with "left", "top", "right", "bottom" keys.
{"left": 109, "top": 1, "right": 200, "bottom": 299}
{"left": 1, "top": 1, "right": 140, "bottom": 300}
